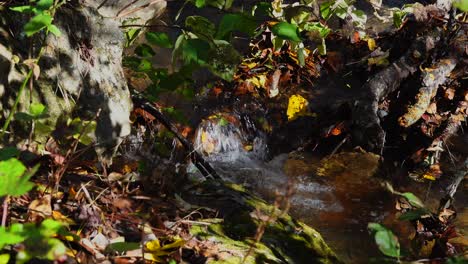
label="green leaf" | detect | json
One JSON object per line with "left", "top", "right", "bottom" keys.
{"left": 252, "top": 2, "right": 272, "bottom": 16}
{"left": 0, "top": 147, "right": 21, "bottom": 161}
{"left": 398, "top": 208, "right": 430, "bottom": 221}
{"left": 297, "top": 47, "right": 305, "bottom": 67}
{"left": 106, "top": 242, "right": 141, "bottom": 253}
{"left": 368, "top": 223, "right": 400, "bottom": 258}
{"left": 0, "top": 226, "right": 26, "bottom": 248}
{"left": 181, "top": 39, "right": 210, "bottom": 66}
{"left": 367, "top": 222, "right": 387, "bottom": 233}
{"left": 146, "top": 32, "right": 173, "bottom": 48}
{"left": 137, "top": 59, "right": 153, "bottom": 72}
{"left": 304, "top": 22, "right": 331, "bottom": 39}
{"left": 401, "top": 192, "right": 424, "bottom": 208}
{"left": 393, "top": 10, "right": 406, "bottom": 28}
{"left": 30, "top": 103, "right": 46, "bottom": 117}
{"left": 271, "top": 22, "right": 302, "bottom": 42}
{"left": 47, "top": 24, "right": 61, "bottom": 37}
{"left": 36, "top": 0, "right": 54, "bottom": 10}
{"left": 0, "top": 254, "right": 10, "bottom": 264}
{"left": 135, "top": 44, "right": 156, "bottom": 58}
{"left": 125, "top": 28, "right": 141, "bottom": 47}
{"left": 216, "top": 13, "right": 258, "bottom": 39}
{"left": 320, "top": 1, "right": 333, "bottom": 20}
{"left": 10, "top": 5, "right": 34, "bottom": 13}
{"left": 24, "top": 13, "right": 53, "bottom": 36}
{"left": 453, "top": 0, "right": 468, "bottom": 12}
{"left": 40, "top": 219, "right": 63, "bottom": 237}
{"left": 0, "top": 158, "right": 36, "bottom": 197}
{"left": 195, "top": 0, "right": 206, "bottom": 8}
{"left": 185, "top": 16, "right": 216, "bottom": 38}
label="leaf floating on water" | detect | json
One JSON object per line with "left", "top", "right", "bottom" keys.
{"left": 287, "top": 94, "right": 309, "bottom": 121}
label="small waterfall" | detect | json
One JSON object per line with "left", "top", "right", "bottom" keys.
{"left": 190, "top": 114, "right": 344, "bottom": 215}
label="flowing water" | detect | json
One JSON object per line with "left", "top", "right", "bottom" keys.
{"left": 189, "top": 115, "right": 466, "bottom": 263}
{"left": 189, "top": 116, "right": 395, "bottom": 262}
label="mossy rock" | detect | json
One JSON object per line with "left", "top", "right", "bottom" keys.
{"left": 182, "top": 180, "right": 342, "bottom": 264}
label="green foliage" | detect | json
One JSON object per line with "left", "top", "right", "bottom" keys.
{"left": 106, "top": 242, "right": 140, "bottom": 253}
{"left": 368, "top": 223, "right": 400, "bottom": 258}
{"left": 192, "top": 0, "right": 234, "bottom": 10}
{"left": 0, "top": 219, "right": 68, "bottom": 263}
{"left": 135, "top": 44, "right": 156, "bottom": 58}
{"left": 398, "top": 208, "right": 430, "bottom": 221}
{"left": 146, "top": 32, "right": 173, "bottom": 48}
{"left": 14, "top": 103, "right": 47, "bottom": 121}
{"left": 0, "top": 147, "right": 21, "bottom": 161}
{"left": 216, "top": 14, "right": 257, "bottom": 39}
{"left": 66, "top": 117, "right": 97, "bottom": 146}
{"left": 10, "top": 0, "right": 62, "bottom": 37}
{"left": 0, "top": 158, "right": 37, "bottom": 197}
{"left": 271, "top": 22, "right": 302, "bottom": 42}
{"left": 453, "top": 0, "right": 468, "bottom": 12}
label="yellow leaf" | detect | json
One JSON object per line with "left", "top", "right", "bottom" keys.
{"left": 423, "top": 174, "right": 436, "bottom": 181}
{"left": 247, "top": 74, "right": 267, "bottom": 88}
{"left": 144, "top": 237, "right": 185, "bottom": 263}
{"left": 367, "top": 38, "right": 376, "bottom": 51}
{"left": 287, "top": 94, "right": 309, "bottom": 121}
{"left": 160, "top": 237, "right": 185, "bottom": 251}
{"left": 146, "top": 239, "right": 161, "bottom": 251}
{"left": 201, "top": 131, "right": 215, "bottom": 154}
{"left": 52, "top": 210, "right": 76, "bottom": 225}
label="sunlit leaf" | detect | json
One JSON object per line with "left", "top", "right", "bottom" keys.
{"left": 0, "top": 254, "right": 10, "bottom": 264}
{"left": 36, "top": 0, "right": 54, "bottom": 10}
{"left": 29, "top": 103, "right": 47, "bottom": 117}
{"left": 10, "top": 5, "right": 34, "bottom": 13}
{"left": 0, "top": 226, "right": 26, "bottom": 248}
{"left": 368, "top": 223, "right": 400, "bottom": 258}
{"left": 401, "top": 192, "right": 425, "bottom": 208}
{"left": 47, "top": 24, "right": 61, "bottom": 37}
{"left": 144, "top": 237, "right": 185, "bottom": 263}
{"left": 0, "top": 158, "right": 36, "bottom": 197}
{"left": 24, "top": 13, "right": 53, "bottom": 36}
{"left": 271, "top": 22, "right": 302, "bottom": 42}
{"left": 287, "top": 94, "right": 309, "bottom": 121}
{"left": 453, "top": 0, "right": 468, "bottom": 12}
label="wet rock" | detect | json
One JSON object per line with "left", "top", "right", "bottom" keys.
{"left": 183, "top": 180, "right": 342, "bottom": 264}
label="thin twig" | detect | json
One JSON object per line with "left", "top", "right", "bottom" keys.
{"left": 1, "top": 196, "right": 9, "bottom": 227}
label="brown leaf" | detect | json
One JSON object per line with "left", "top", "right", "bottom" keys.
{"left": 28, "top": 194, "right": 52, "bottom": 222}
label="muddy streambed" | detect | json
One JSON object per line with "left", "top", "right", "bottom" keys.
{"left": 187, "top": 115, "right": 466, "bottom": 263}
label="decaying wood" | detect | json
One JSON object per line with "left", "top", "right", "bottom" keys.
{"left": 399, "top": 58, "right": 457, "bottom": 127}
{"left": 132, "top": 92, "right": 221, "bottom": 179}
{"left": 352, "top": 27, "right": 443, "bottom": 150}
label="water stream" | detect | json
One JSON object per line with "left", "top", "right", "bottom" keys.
{"left": 189, "top": 115, "right": 402, "bottom": 262}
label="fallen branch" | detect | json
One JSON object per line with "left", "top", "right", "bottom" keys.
{"left": 131, "top": 92, "right": 221, "bottom": 180}
{"left": 399, "top": 58, "right": 457, "bottom": 127}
